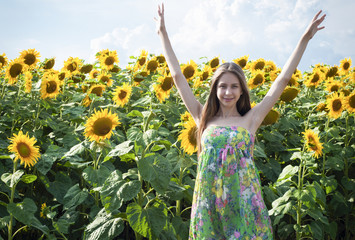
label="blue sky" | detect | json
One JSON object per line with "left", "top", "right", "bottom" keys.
{"left": 2, "top": 0, "right": 355, "bottom": 72}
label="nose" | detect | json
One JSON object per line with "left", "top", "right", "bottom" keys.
{"left": 225, "top": 87, "right": 232, "bottom": 95}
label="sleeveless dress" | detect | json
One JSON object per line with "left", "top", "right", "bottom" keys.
{"left": 189, "top": 126, "right": 273, "bottom": 240}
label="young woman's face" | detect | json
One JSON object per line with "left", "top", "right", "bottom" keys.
{"left": 216, "top": 72, "right": 243, "bottom": 109}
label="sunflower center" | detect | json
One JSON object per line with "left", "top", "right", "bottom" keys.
{"left": 138, "top": 57, "right": 146, "bottom": 66}
{"left": 67, "top": 62, "right": 78, "bottom": 72}
{"left": 202, "top": 71, "right": 209, "bottom": 81}
{"left": 101, "top": 76, "right": 109, "bottom": 83}
{"left": 188, "top": 126, "right": 197, "bottom": 147}
{"left": 93, "top": 118, "right": 113, "bottom": 136}
{"left": 332, "top": 99, "right": 342, "bottom": 111}
{"left": 330, "top": 85, "right": 339, "bottom": 92}
{"left": 183, "top": 66, "right": 195, "bottom": 79}
{"left": 311, "top": 74, "right": 319, "bottom": 83}
{"left": 58, "top": 72, "right": 66, "bottom": 80}
{"left": 161, "top": 77, "right": 173, "bottom": 91}
{"left": 91, "top": 87, "right": 103, "bottom": 96}
{"left": 210, "top": 58, "right": 219, "bottom": 68}
{"left": 0, "top": 56, "right": 5, "bottom": 66}
{"left": 105, "top": 57, "right": 115, "bottom": 66}
{"left": 349, "top": 95, "right": 355, "bottom": 108}
{"left": 326, "top": 67, "right": 338, "bottom": 78}
{"left": 343, "top": 62, "right": 350, "bottom": 70}
{"left": 119, "top": 90, "right": 127, "bottom": 100}
{"left": 46, "top": 81, "right": 58, "bottom": 94}
{"left": 44, "top": 59, "right": 55, "bottom": 70}
{"left": 238, "top": 59, "right": 247, "bottom": 68}
{"left": 24, "top": 54, "right": 36, "bottom": 65}
{"left": 254, "top": 62, "right": 265, "bottom": 70}
{"left": 147, "top": 61, "right": 158, "bottom": 72}
{"left": 10, "top": 63, "right": 23, "bottom": 78}
{"left": 92, "top": 72, "right": 99, "bottom": 78}
{"left": 17, "top": 142, "right": 31, "bottom": 158}
{"left": 253, "top": 74, "right": 263, "bottom": 85}
{"left": 81, "top": 64, "right": 93, "bottom": 73}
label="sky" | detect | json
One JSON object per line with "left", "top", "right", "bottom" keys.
{"left": 2, "top": 0, "right": 355, "bottom": 73}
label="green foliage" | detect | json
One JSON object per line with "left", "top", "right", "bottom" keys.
{"left": 0, "top": 53, "right": 354, "bottom": 240}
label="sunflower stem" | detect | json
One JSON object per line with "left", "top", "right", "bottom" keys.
{"left": 322, "top": 117, "right": 330, "bottom": 177}
{"left": 8, "top": 160, "right": 18, "bottom": 240}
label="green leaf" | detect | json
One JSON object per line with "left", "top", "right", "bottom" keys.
{"left": 277, "top": 165, "right": 298, "bottom": 182}
{"left": 325, "top": 221, "right": 337, "bottom": 240}
{"left": 63, "top": 184, "right": 88, "bottom": 210}
{"left": 308, "top": 208, "right": 329, "bottom": 225}
{"left": 36, "top": 145, "right": 62, "bottom": 175}
{"left": 127, "top": 202, "right": 167, "bottom": 239}
{"left": 1, "top": 170, "right": 24, "bottom": 188}
{"left": 171, "top": 216, "right": 189, "bottom": 240}
{"left": 62, "top": 141, "right": 86, "bottom": 159}
{"left": 127, "top": 127, "right": 143, "bottom": 142}
{"left": 320, "top": 177, "right": 338, "bottom": 194}
{"left": 100, "top": 170, "right": 125, "bottom": 213}
{"left": 325, "top": 156, "right": 344, "bottom": 171}
{"left": 82, "top": 166, "right": 111, "bottom": 190}
{"left": 143, "top": 129, "right": 158, "bottom": 146}
{"left": 7, "top": 198, "right": 50, "bottom": 235}
{"left": 104, "top": 141, "right": 134, "bottom": 162}
{"left": 117, "top": 180, "right": 141, "bottom": 202}
{"left": 46, "top": 172, "right": 73, "bottom": 204}
{"left": 127, "top": 110, "right": 144, "bottom": 118}
{"left": 310, "top": 221, "right": 324, "bottom": 240}
{"left": 84, "top": 208, "right": 124, "bottom": 240}
{"left": 21, "top": 174, "right": 37, "bottom": 184}
{"left": 138, "top": 154, "right": 172, "bottom": 194}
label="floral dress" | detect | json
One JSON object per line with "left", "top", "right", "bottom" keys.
{"left": 189, "top": 126, "right": 273, "bottom": 240}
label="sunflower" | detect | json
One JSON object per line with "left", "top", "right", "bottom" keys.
{"left": 58, "top": 71, "right": 68, "bottom": 81}
{"left": 113, "top": 83, "right": 132, "bottom": 107}
{"left": 316, "top": 102, "right": 327, "bottom": 112}
{"left": 137, "top": 50, "right": 148, "bottom": 67}
{"left": 87, "top": 84, "right": 106, "bottom": 97}
{"left": 325, "top": 65, "right": 338, "bottom": 79}
{"left": 62, "top": 57, "right": 82, "bottom": 76}
{"left": 24, "top": 71, "right": 33, "bottom": 93}
{"left": 344, "top": 91, "right": 355, "bottom": 113}
{"left": 153, "top": 74, "right": 173, "bottom": 102}
{"left": 339, "top": 58, "right": 352, "bottom": 75}
{"left": 350, "top": 71, "right": 355, "bottom": 83}
{"left": 249, "top": 58, "right": 266, "bottom": 71}
{"left": 287, "top": 74, "right": 299, "bottom": 87}
{"left": 326, "top": 92, "right": 345, "bottom": 119}
{"left": 200, "top": 65, "right": 212, "bottom": 81}
{"left": 248, "top": 70, "right": 265, "bottom": 89}
{"left": 261, "top": 108, "right": 279, "bottom": 125}
{"left": 8, "top": 131, "right": 40, "bottom": 168}
{"left": 100, "top": 51, "right": 119, "bottom": 70}
{"left": 304, "top": 69, "right": 324, "bottom": 87}
{"left": 40, "top": 75, "right": 61, "bottom": 99}
{"left": 40, "top": 203, "right": 48, "bottom": 219}
{"left": 232, "top": 55, "right": 249, "bottom": 69}
{"left": 325, "top": 78, "right": 343, "bottom": 93}
{"left": 156, "top": 54, "right": 166, "bottom": 64}
{"left": 0, "top": 53, "right": 8, "bottom": 68}
{"left": 269, "top": 68, "right": 281, "bottom": 81}
{"left": 98, "top": 72, "right": 113, "bottom": 87}
{"left": 303, "top": 129, "right": 323, "bottom": 158}
{"left": 180, "top": 111, "right": 192, "bottom": 122}
{"left": 132, "top": 70, "right": 148, "bottom": 84}
{"left": 96, "top": 49, "right": 110, "bottom": 61}
{"left": 42, "top": 58, "right": 55, "bottom": 70}
{"left": 182, "top": 60, "right": 198, "bottom": 80}
{"left": 6, "top": 58, "right": 26, "bottom": 85}
{"left": 90, "top": 69, "right": 100, "bottom": 79}
{"left": 146, "top": 56, "right": 159, "bottom": 73}
{"left": 264, "top": 60, "right": 277, "bottom": 73}
{"left": 209, "top": 56, "right": 220, "bottom": 69}
{"left": 178, "top": 118, "right": 198, "bottom": 155}
{"left": 280, "top": 86, "right": 300, "bottom": 102}
{"left": 109, "top": 65, "right": 120, "bottom": 73}
{"left": 84, "top": 108, "right": 120, "bottom": 142}
{"left": 20, "top": 49, "right": 41, "bottom": 68}
{"left": 80, "top": 64, "right": 94, "bottom": 74}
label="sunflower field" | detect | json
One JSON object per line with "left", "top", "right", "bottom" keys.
{"left": 0, "top": 49, "right": 354, "bottom": 240}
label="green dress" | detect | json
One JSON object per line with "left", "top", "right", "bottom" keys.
{"left": 189, "top": 126, "right": 273, "bottom": 240}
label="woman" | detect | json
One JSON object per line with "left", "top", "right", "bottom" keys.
{"left": 155, "top": 4, "right": 326, "bottom": 239}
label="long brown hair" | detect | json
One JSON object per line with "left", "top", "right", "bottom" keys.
{"left": 197, "top": 62, "right": 251, "bottom": 154}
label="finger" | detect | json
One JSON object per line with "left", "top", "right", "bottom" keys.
{"left": 313, "top": 10, "right": 322, "bottom": 21}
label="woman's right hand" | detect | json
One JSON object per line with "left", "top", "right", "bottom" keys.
{"left": 154, "top": 3, "right": 166, "bottom": 35}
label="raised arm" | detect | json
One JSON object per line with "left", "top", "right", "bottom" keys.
{"left": 249, "top": 10, "right": 326, "bottom": 130}
{"left": 155, "top": 3, "right": 203, "bottom": 124}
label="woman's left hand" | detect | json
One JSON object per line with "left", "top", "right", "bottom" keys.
{"left": 304, "top": 10, "right": 326, "bottom": 40}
